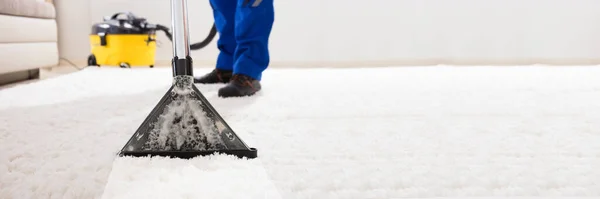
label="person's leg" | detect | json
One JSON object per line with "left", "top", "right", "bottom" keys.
{"left": 218, "top": 0, "right": 274, "bottom": 97}
{"left": 233, "top": 0, "right": 274, "bottom": 80}
{"left": 194, "top": 0, "right": 237, "bottom": 84}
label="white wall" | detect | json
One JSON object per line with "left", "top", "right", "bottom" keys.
{"left": 56, "top": 0, "right": 600, "bottom": 67}
{"left": 54, "top": 0, "right": 92, "bottom": 63}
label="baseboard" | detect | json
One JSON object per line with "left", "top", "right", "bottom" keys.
{"left": 143, "top": 58, "right": 600, "bottom": 68}
{"left": 58, "top": 58, "right": 600, "bottom": 69}
{"left": 0, "top": 68, "right": 40, "bottom": 87}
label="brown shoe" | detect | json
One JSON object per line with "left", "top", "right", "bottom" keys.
{"left": 218, "top": 74, "right": 261, "bottom": 98}
{"left": 193, "top": 69, "right": 233, "bottom": 84}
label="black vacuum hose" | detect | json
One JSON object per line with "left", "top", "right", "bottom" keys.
{"left": 155, "top": 24, "right": 173, "bottom": 39}
{"left": 155, "top": 23, "right": 217, "bottom": 50}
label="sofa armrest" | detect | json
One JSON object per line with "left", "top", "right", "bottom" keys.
{"left": 0, "top": 0, "right": 56, "bottom": 19}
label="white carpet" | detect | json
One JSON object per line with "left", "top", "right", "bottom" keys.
{"left": 1, "top": 66, "right": 599, "bottom": 199}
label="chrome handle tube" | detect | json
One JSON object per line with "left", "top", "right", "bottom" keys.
{"left": 171, "top": 0, "right": 190, "bottom": 59}
{"left": 170, "top": 0, "right": 193, "bottom": 76}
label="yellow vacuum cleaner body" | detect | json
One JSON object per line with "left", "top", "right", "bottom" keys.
{"left": 88, "top": 12, "right": 157, "bottom": 68}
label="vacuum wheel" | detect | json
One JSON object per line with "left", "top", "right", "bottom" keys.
{"left": 87, "top": 54, "right": 98, "bottom": 67}
{"left": 119, "top": 62, "right": 131, "bottom": 68}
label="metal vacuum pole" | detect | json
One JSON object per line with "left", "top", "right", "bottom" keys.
{"left": 170, "top": 0, "right": 193, "bottom": 77}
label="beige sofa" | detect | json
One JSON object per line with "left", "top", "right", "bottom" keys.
{"left": 0, "top": 0, "right": 58, "bottom": 85}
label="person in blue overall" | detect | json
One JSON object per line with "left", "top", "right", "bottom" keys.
{"left": 194, "top": 0, "right": 275, "bottom": 98}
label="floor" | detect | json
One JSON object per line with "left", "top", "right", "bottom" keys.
{"left": 1, "top": 64, "right": 170, "bottom": 90}
{"left": 1, "top": 66, "right": 599, "bottom": 199}
{"left": 41, "top": 64, "right": 82, "bottom": 78}
{"left": 0, "top": 65, "right": 78, "bottom": 90}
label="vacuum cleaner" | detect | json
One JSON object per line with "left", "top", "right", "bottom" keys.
{"left": 87, "top": 11, "right": 216, "bottom": 68}
{"left": 118, "top": 0, "right": 258, "bottom": 159}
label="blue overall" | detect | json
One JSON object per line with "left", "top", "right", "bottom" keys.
{"left": 209, "top": 0, "right": 274, "bottom": 81}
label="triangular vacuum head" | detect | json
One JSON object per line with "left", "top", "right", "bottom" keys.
{"left": 119, "top": 76, "right": 257, "bottom": 159}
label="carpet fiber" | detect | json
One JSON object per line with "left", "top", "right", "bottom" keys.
{"left": 1, "top": 66, "right": 599, "bottom": 199}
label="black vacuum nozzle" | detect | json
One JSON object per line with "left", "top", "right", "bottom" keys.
{"left": 119, "top": 75, "right": 257, "bottom": 159}
{"left": 119, "top": 0, "right": 256, "bottom": 159}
